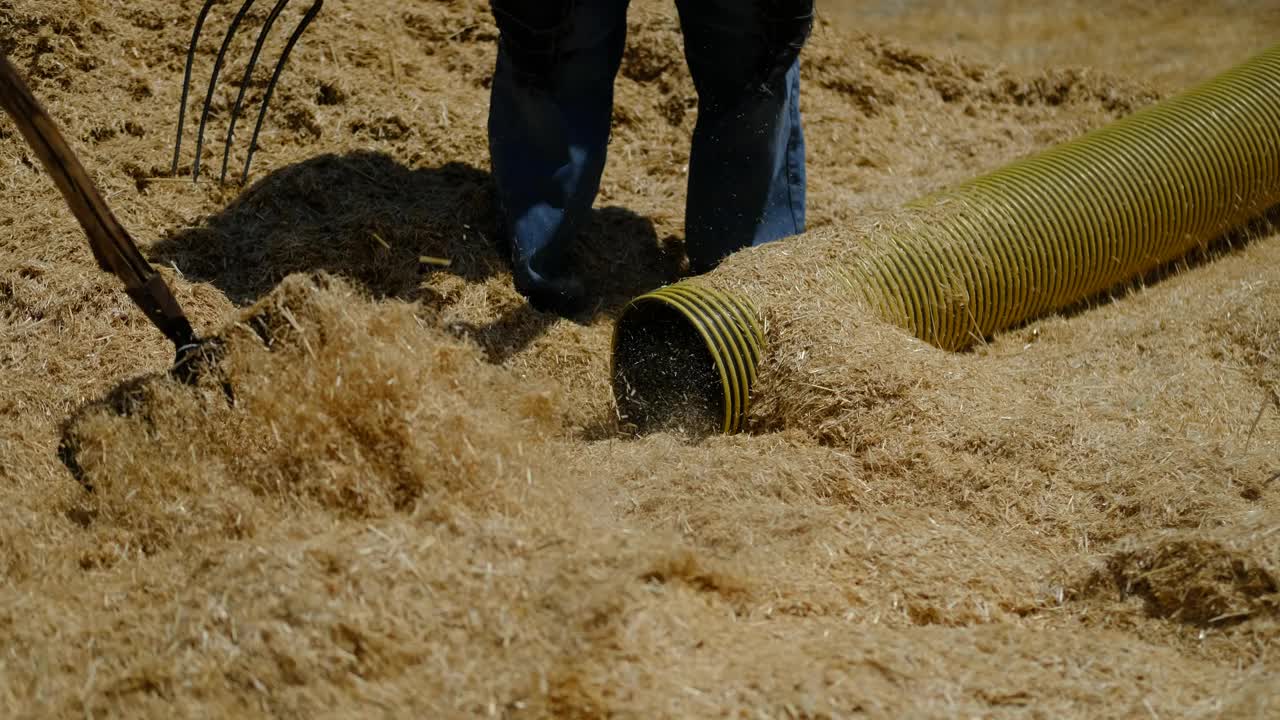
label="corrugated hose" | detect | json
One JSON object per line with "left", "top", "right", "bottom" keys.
{"left": 612, "top": 43, "right": 1280, "bottom": 435}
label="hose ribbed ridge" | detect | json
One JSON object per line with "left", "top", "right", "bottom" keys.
{"left": 850, "top": 43, "right": 1280, "bottom": 350}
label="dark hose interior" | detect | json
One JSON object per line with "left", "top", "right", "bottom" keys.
{"left": 612, "top": 299, "right": 722, "bottom": 437}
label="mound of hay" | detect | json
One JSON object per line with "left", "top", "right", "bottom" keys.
{"left": 61, "top": 274, "right": 564, "bottom": 555}
{"left": 1, "top": 0, "right": 1278, "bottom": 716}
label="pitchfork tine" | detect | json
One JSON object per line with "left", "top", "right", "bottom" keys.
{"left": 240, "top": 0, "right": 323, "bottom": 185}
{"left": 219, "top": 0, "right": 290, "bottom": 184}
{"left": 192, "top": 0, "right": 260, "bottom": 182}
{"left": 172, "top": 0, "right": 218, "bottom": 176}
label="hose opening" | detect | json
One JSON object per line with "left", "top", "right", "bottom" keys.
{"left": 611, "top": 283, "right": 763, "bottom": 436}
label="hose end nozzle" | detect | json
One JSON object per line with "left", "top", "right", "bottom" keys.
{"left": 611, "top": 281, "right": 764, "bottom": 435}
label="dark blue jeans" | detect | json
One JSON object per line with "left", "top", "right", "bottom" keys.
{"left": 488, "top": 0, "right": 813, "bottom": 303}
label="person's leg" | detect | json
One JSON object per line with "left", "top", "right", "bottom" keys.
{"left": 674, "top": 0, "right": 814, "bottom": 273}
{"left": 488, "top": 0, "right": 631, "bottom": 314}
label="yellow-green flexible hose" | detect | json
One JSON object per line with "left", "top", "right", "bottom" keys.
{"left": 612, "top": 44, "right": 1280, "bottom": 434}
{"left": 856, "top": 43, "right": 1280, "bottom": 350}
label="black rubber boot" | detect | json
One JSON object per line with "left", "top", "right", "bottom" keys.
{"left": 511, "top": 249, "right": 588, "bottom": 317}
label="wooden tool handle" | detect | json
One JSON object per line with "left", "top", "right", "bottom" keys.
{"left": 0, "top": 52, "right": 195, "bottom": 348}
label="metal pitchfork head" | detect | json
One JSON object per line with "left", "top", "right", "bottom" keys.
{"left": 172, "top": 0, "right": 324, "bottom": 185}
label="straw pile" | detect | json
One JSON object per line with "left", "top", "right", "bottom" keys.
{"left": 1, "top": 0, "right": 1276, "bottom": 716}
